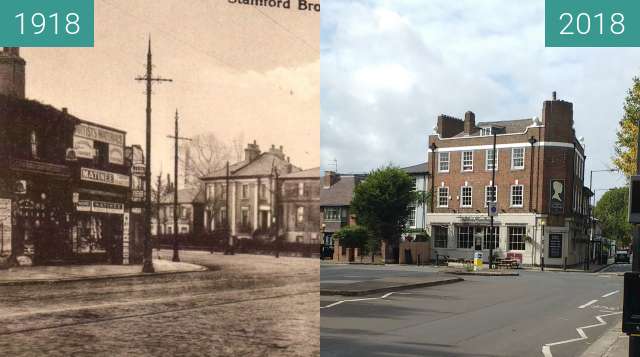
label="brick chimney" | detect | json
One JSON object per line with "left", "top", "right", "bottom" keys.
{"left": 268, "top": 144, "right": 285, "bottom": 160}
{"left": 0, "top": 47, "right": 26, "bottom": 98}
{"left": 464, "top": 111, "right": 476, "bottom": 134}
{"left": 323, "top": 171, "right": 337, "bottom": 188}
{"left": 244, "top": 140, "right": 261, "bottom": 162}
{"left": 437, "top": 115, "right": 464, "bottom": 138}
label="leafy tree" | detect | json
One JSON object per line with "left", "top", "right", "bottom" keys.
{"left": 333, "top": 226, "right": 369, "bottom": 250}
{"left": 350, "top": 166, "right": 417, "bottom": 253}
{"left": 594, "top": 187, "right": 632, "bottom": 246}
{"left": 614, "top": 77, "right": 640, "bottom": 176}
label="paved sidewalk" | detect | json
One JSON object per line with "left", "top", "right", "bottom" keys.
{"left": 581, "top": 321, "right": 628, "bottom": 357}
{"left": 0, "top": 258, "right": 206, "bottom": 285}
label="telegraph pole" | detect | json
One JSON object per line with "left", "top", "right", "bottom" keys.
{"left": 135, "top": 37, "right": 173, "bottom": 273}
{"left": 167, "top": 109, "right": 192, "bottom": 262}
{"left": 489, "top": 131, "right": 496, "bottom": 269}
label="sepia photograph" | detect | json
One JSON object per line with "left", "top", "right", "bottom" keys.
{"left": 0, "top": 1, "right": 319, "bottom": 356}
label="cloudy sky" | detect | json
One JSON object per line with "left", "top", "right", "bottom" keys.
{"left": 22, "top": 0, "right": 319, "bottom": 184}
{"left": 321, "top": 0, "right": 638, "bottom": 201}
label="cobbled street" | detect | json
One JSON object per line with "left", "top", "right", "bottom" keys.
{"left": 0, "top": 250, "right": 319, "bottom": 357}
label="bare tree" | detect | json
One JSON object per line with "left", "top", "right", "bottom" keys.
{"left": 179, "top": 133, "right": 237, "bottom": 187}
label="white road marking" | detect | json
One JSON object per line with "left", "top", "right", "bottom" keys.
{"left": 321, "top": 292, "right": 397, "bottom": 309}
{"left": 541, "top": 311, "right": 622, "bottom": 357}
{"left": 578, "top": 300, "right": 598, "bottom": 309}
{"left": 602, "top": 290, "right": 619, "bottom": 298}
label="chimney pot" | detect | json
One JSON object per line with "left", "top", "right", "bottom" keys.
{"left": 552, "top": 91, "right": 557, "bottom": 100}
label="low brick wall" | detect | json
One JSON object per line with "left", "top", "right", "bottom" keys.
{"left": 399, "top": 242, "right": 431, "bottom": 265}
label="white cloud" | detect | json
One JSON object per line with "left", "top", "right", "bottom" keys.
{"left": 321, "top": 0, "right": 636, "bottom": 194}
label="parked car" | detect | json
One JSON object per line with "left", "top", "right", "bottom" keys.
{"left": 615, "top": 250, "right": 630, "bottom": 263}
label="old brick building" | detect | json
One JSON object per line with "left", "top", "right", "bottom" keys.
{"left": 427, "top": 92, "right": 590, "bottom": 267}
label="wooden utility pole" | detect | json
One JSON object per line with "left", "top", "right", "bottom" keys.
{"left": 167, "top": 110, "right": 192, "bottom": 262}
{"left": 135, "top": 37, "right": 172, "bottom": 273}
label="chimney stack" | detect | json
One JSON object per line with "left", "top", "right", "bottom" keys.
{"left": 464, "top": 111, "right": 476, "bottom": 134}
{"left": 323, "top": 171, "right": 337, "bottom": 188}
{"left": 244, "top": 141, "right": 261, "bottom": 162}
{"left": 552, "top": 91, "right": 557, "bottom": 100}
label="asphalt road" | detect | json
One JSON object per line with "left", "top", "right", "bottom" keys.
{"left": 0, "top": 250, "right": 319, "bottom": 357}
{"left": 321, "top": 263, "right": 630, "bottom": 357}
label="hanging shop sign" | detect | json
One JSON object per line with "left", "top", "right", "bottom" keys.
{"left": 109, "top": 145, "right": 124, "bottom": 165}
{"left": 76, "top": 200, "right": 92, "bottom": 212}
{"left": 81, "top": 168, "right": 130, "bottom": 188}
{"left": 132, "top": 164, "right": 145, "bottom": 177}
{"left": 131, "top": 190, "right": 144, "bottom": 202}
{"left": 123, "top": 212, "right": 130, "bottom": 264}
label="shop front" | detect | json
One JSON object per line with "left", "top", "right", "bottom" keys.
{"left": 74, "top": 196, "right": 126, "bottom": 264}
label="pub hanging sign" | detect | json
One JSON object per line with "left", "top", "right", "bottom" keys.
{"left": 550, "top": 179, "right": 565, "bottom": 215}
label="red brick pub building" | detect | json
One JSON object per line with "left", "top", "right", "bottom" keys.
{"left": 426, "top": 93, "right": 591, "bottom": 267}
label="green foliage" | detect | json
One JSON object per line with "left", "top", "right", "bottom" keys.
{"left": 594, "top": 187, "right": 632, "bottom": 246}
{"left": 333, "top": 225, "right": 369, "bottom": 249}
{"left": 351, "top": 166, "right": 417, "bottom": 246}
{"left": 614, "top": 76, "right": 640, "bottom": 176}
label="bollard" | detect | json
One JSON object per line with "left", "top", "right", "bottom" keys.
{"left": 563, "top": 257, "right": 567, "bottom": 271}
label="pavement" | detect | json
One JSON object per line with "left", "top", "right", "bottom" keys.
{"left": 0, "top": 258, "right": 207, "bottom": 285}
{"left": 321, "top": 274, "right": 463, "bottom": 296}
{"left": 321, "top": 263, "right": 629, "bottom": 357}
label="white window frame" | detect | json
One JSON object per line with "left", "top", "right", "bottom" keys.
{"left": 298, "top": 182, "right": 305, "bottom": 196}
{"left": 508, "top": 226, "right": 526, "bottom": 251}
{"left": 484, "top": 186, "right": 497, "bottom": 207}
{"left": 485, "top": 149, "right": 498, "bottom": 171}
{"left": 324, "top": 208, "right": 340, "bottom": 221}
{"left": 438, "top": 187, "right": 449, "bottom": 208}
{"left": 241, "top": 184, "right": 249, "bottom": 199}
{"left": 457, "top": 226, "right": 474, "bottom": 249}
{"left": 460, "top": 186, "right": 472, "bottom": 208}
{"left": 297, "top": 206, "right": 305, "bottom": 223}
{"left": 510, "top": 185, "right": 524, "bottom": 207}
{"left": 461, "top": 151, "right": 473, "bottom": 172}
{"left": 408, "top": 206, "right": 416, "bottom": 227}
{"left": 480, "top": 127, "right": 492, "bottom": 136}
{"left": 438, "top": 152, "right": 450, "bottom": 173}
{"left": 483, "top": 226, "right": 500, "bottom": 250}
{"left": 511, "top": 147, "right": 525, "bottom": 170}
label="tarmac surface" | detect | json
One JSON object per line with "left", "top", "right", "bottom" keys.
{"left": 321, "top": 263, "right": 628, "bottom": 357}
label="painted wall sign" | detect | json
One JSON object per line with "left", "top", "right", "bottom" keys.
{"left": 76, "top": 200, "right": 124, "bottom": 214}
{"left": 550, "top": 179, "right": 565, "bottom": 215}
{"left": 109, "top": 144, "right": 124, "bottom": 165}
{"left": 75, "top": 123, "right": 124, "bottom": 146}
{"left": 73, "top": 136, "right": 95, "bottom": 159}
{"left": 0, "top": 198, "right": 12, "bottom": 255}
{"left": 76, "top": 200, "right": 91, "bottom": 212}
{"left": 81, "top": 167, "right": 130, "bottom": 188}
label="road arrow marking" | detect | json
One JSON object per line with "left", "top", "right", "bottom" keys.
{"left": 541, "top": 311, "right": 622, "bottom": 357}
{"left": 602, "top": 290, "right": 619, "bottom": 298}
{"left": 578, "top": 299, "right": 598, "bottom": 309}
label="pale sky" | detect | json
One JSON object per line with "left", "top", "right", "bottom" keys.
{"left": 321, "top": 0, "right": 634, "bottom": 203}
{"left": 21, "top": 0, "right": 319, "bottom": 181}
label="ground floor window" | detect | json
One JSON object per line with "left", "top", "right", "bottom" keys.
{"left": 433, "top": 225, "right": 448, "bottom": 248}
{"left": 76, "top": 216, "right": 106, "bottom": 253}
{"left": 457, "top": 226, "right": 474, "bottom": 249}
{"left": 508, "top": 226, "right": 526, "bottom": 251}
{"left": 483, "top": 226, "right": 499, "bottom": 250}
{"left": 549, "top": 233, "right": 563, "bottom": 258}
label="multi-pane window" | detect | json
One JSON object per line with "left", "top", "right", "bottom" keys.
{"left": 485, "top": 186, "right": 497, "bottom": 207}
{"left": 241, "top": 207, "right": 249, "bottom": 226}
{"left": 411, "top": 177, "right": 418, "bottom": 191}
{"left": 461, "top": 151, "right": 473, "bottom": 171}
{"left": 298, "top": 182, "right": 305, "bottom": 196}
{"left": 483, "top": 226, "right": 500, "bottom": 249}
{"left": 460, "top": 186, "right": 472, "bottom": 207}
{"left": 297, "top": 206, "right": 305, "bottom": 223}
{"left": 508, "top": 226, "right": 526, "bottom": 250}
{"left": 260, "top": 184, "right": 267, "bottom": 199}
{"left": 30, "top": 131, "right": 38, "bottom": 159}
{"left": 324, "top": 208, "right": 340, "bottom": 221}
{"left": 486, "top": 149, "right": 498, "bottom": 170}
{"left": 439, "top": 152, "right": 450, "bottom": 172}
{"left": 457, "top": 226, "right": 474, "bottom": 249}
{"left": 480, "top": 127, "right": 492, "bottom": 136}
{"left": 220, "top": 207, "right": 227, "bottom": 224}
{"left": 433, "top": 225, "right": 448, "bottom": 248}
{"left": 438, "top": 187, "right": 449, "bottom": 207}
{"left": 510, "top": 185, "right": 524, "bottom": 207}
{"left": 242, "top": 184, "right": 249, "bottom": 199}
{"left": 408, "top": 206, "right": 416, "bottom": 227}
{"left": 512, "top": 148, "right": 525, "bottom": 169}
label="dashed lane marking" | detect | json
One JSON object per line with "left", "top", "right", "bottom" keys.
{"left": 541, "top": 311, "right": 622, "bottom": 357}
{"left": 578, "top": 299, "right": 598, "bottom": 309}
{"left": 602, "top": 290, "right": 619, "bottom": 298}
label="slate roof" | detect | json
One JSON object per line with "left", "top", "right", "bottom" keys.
{"left": 452, "top": 118, "right": 535, "bottom": 137}
{"left": 320, "top": 174, "right": 366, "bottom": 207}
{"left": 160, "top": 187, "right": 205, "bottom": 204}
{"left": 201, "top": 152, "right": 301, "bottom": 179}
{"left": 402, "top": 162, "right": 429, "bottom": 175}
{"left": 280, "top": 167, "right": 320, "bottom": 179}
